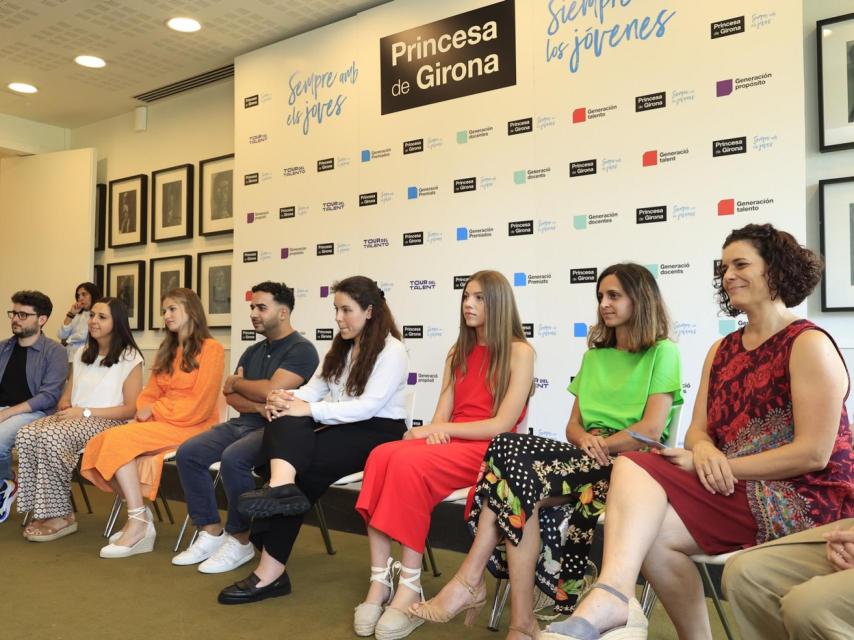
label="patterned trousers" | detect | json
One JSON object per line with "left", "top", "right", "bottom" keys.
{"left": 15, "top": 414, "right": 122, "bottom": 519}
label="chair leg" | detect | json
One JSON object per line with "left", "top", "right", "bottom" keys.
{"left": 76, "top": 476, "right": 93, "bottom": 514}
{"left": 424, "top": 539, "right": 441, "bottom": 577}
{"left": 314, "top": 502, "right": 336, "bottom": 556}
{"left": 487, "top": 578, "right": 511, "bottom": 631}
{"left": 159, "top": 491, "right": 175, "bottom": 524}
{"left": 174, "top": 514, "right": 191, "bottom": 552}
{"left": 697, "top": 562, "right": 735, "bottom": 640}
{"left": 104, "top": 495, "right": 122, "bottom": 538}
{"left": 640, "top": 580, "right": 658, "bottom": 618}
{"left": 70, "top": 491, "right": 78, "bottom": 513}
{"left": 150, "top": 498, "right": 163, "bottom": 522}
{"left": 22, "top": 510, "right": 32, "bottom": 527}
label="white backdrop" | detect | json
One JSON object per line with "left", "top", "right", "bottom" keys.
{"left": 232, "top": 0, "right": 805, "bottom": 442}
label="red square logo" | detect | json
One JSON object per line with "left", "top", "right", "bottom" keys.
{"left": 244, "top": 290, "right": 252, "bottom": 301}
{"left": 572, "top": 107, "right": 586, "bottom": 123}
{"left": 642, "top": 150, "right": 658, "bottom": 167}
{"left": 717, "top": 199, "right": 735, "bottom": 216}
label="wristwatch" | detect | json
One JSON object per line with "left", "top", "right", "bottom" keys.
{"left": 83, "top": 408, "right": 92, "bottom": 418}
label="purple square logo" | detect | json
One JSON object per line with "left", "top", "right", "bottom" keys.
{"left": 407, "top": 372, "right": 418, "bottom": 385}
{"left": 320, "top": 286, "right": 329, "bottom": 298}
{"left": 280, "top": 248, "right": 289, "bottom": 259}
{"left": 716, "top": 79, "right": 733, "bottom": 97}
{"left": 246, "top": 212, "right": 255, "bottom": 223}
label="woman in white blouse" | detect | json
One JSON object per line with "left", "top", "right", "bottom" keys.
{"left": 16, "top": 297, "right": 143, "bottom": 541}
{"left": 57, "top": 282, "right": 100, "bottom": 365}
{"left": 216, "top": 276, "right": 409, "bottom": 605}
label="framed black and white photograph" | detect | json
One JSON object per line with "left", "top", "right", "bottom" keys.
{"left": 108, "top": 174, "right": 148, "bottom": 248}
{"left": 197, "top": 250, "right": 232, "bottom": 328}
{"left": 149, "top": 255, "right": 192, "bottom": 329}
{"left": 817, "top": 12, "right": 854, "bottom": 151}
{"left": 819, "top": 176, "right": 854, "bottom": 311}
{"left": 93, "top": 264, "right": 104, "bottom": 296}
{"left": 152, "top": 164, "right": 193, "bottom": 242}
{"left": 107, "top": 260, "right": 146, "bottom": 330}
{"left": 199, "top": 154, "right": 234, "bottom": 236}
{"left": 95, "top": 183, "right": 106, "bottom": 251}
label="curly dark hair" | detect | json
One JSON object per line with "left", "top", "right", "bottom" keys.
{"left": 715, "top": 224, "right": 823, "bottom": 316}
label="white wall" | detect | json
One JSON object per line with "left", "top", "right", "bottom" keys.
{"left": 0, "top": 113, "right": 69, "bottom": 155}
{"left": 70, "top": 80, "right": 235, "bottom": 351}
{"left": 0, "top": 148, "right": 96, "bottom": 338}
{"left": 803, "top": 2, "right": 854, "bottom": 414}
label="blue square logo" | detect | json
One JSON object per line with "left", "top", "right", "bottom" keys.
{"left": 514, "top": 272, "right": 527, "bottom": 286}
{"left": 456, "top": 227, "right": 469, "bottom": 241}
{"left": 361, "top": 149, "right": 371, "bottom": 162}
{"left": 573, "top": 322, "right": 588, "bottom": 337}
{"left": 407, "top": 186, "right": 418, "bottom": 200}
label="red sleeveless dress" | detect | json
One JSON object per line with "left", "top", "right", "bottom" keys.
{"left": 356, "top": 344, "right": 526, "bottom": 553}
{"left": 624, "top": 320, "right": 854, "bottom": 554}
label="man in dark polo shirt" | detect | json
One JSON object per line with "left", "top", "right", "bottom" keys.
{"left": 174, "top": 282, "right": 319, "bottom": 573}
{"left": 0, "top": 290, "right": 67, "bottom": 523}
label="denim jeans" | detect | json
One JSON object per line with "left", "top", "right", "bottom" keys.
{"left": 0, "top": 407, "right": 46, "bottom": 481}
{"left": 175, "top": 420, "right": 265, "bottom": 534}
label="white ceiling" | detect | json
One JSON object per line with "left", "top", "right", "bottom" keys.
{"left": 0, "top": 0, "right": 391, "bottom": 129}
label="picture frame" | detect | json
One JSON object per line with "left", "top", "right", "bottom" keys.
{"left": 819, "top": 176, "right": 854, "bottom": 311}
{"left": 197, "top": 250, "right": 232, "bottom": 328}
{"left": 107, "top": 260, "right": 146, "bottom": 330}
{"left": 108, "top": 174, "right": 148, "bottom": 248}
{"left": 149, "top": 255, "right": 192, "bottom": 329}
{"left": 93, "top": 264, "right": 104, "bottom": 296}
{"left": 199, "top": 154, "right": 234, "bottom": 236}
{"left": 152, "top": 163, "right": 193, "bottom": 242}
{"left": 95, "top": 183, "right": 106, "bottom": 251}
{"left": 817, "top": 12, "right": 854, "bottom": 152}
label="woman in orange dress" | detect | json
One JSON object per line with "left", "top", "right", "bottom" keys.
{"left": 81, "top": 288, "right": 224, "bottom": 558}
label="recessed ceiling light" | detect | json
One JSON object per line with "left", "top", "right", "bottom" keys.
{"left": 167, "top": 17, "right": 202, "bottom": 32}
{"left": 8, "top": 82, "right": 38, "bottom": 94}
{"left": 75, "top": 55, "right": 106, "bottom": 68}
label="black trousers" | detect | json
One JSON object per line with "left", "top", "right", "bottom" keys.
{"left": 250, "top": 415, "right": 406, "bottom": 564}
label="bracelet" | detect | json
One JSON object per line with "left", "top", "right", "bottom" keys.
{"left": 66, "top": 312, "right": 76, "bottom": 319}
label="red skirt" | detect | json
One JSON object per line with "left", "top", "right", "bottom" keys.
{"left": 356, "top": 438, "right": 490, "bottom": 553}
{"left": 622, "top": 451, "right": 758, "bottom": 554}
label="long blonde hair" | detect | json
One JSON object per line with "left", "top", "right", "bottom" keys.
{"left": 152, "top": 288, "right": 212, "bottom": 374}
{"left": 447, "top": 270, "right": 530, "bottom": 415}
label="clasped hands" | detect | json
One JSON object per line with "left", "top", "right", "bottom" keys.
{"left": 264, "top": 389, "right": 311, "bottom": 421}
{"left": 824, "top": 525, "right": 854, "bottom": 572}
{"left": 403, "top": 424, "right": 452, "bottom": 445}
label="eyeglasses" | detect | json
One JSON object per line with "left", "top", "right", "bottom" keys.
{"left": 7, "top": 311, "right": 38, "bottom": 320}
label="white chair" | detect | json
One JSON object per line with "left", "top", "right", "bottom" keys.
{"left": 313, "top": 387, "right": 417, "bottom": 555}
{"left": 486, "top": 404, "right": 684, "bottom": 631}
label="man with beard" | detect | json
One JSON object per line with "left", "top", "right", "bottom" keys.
{"left": 0, "top": 291, "right": 66, "bottom": 522}
{"left": 174, "top": 282, "right": 318, "bottom": 574}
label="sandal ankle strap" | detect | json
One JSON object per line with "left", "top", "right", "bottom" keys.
{"left": 369, "top": 557, "right": 395, "bottom": 589}
{"left": 591, "top": 582, "right": 629, "bottom": 605}
{"left": 127, "top": 506, "right": 149, "bottom": 523}
{"left": 452, "top": 574, "right": 482, "bottom": 597}
{"left": 393, "top": 562, "right": 424, "bottom": 599}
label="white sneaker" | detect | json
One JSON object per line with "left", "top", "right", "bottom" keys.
{"left": 171, "top": 530, "right": 226, "bottom": 566}
{"left": 198, "top": 534, "right": 255, "bottom": 574}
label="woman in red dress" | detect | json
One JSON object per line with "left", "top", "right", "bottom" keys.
{"left": 354, "top": 270, "right": 535, "bottom": 640}
{"left": 542, "top": 224, "right": 854, "bottom": 640}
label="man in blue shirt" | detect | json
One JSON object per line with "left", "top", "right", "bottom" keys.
{"left": 174, "top": 282, "right": 319, "bottom": 573}
{"left": 0, "top": 290, "right": 67, "bottom": 523}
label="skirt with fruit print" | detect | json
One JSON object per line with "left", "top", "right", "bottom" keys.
{"left": 467, "top": 432, "right": 611, "bottom": 614}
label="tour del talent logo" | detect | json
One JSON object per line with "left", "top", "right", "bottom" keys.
{"left": 379, "top": 0, "right": 517, "bottom": 114}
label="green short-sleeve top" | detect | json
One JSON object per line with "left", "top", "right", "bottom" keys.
{"left": 567, "top": 339, "right": 683, "bottom": 441}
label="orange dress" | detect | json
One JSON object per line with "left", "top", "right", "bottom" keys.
{"left": 81, "top": 339, "right": 224, "bottom": 500}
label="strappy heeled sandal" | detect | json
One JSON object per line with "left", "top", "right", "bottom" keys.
{"left": 509, "top": 619, "right": 542, "bottom": 639}
{"left": 374, "top": 563, "right": 426, "bottom": 640}
{"left": 354, "top": 557, "right": 396, "bottom": 637}
{"left": 99, "top": 506, "right": 156, "bottom": 558}
{"left": 540, "top": 583, "right": 648, "bottom": 640}
{"left": 409, "top": 574, "right": 487, "bottom": 626}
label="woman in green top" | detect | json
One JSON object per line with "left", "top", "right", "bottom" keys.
{"left": 410, "top": 263, "right": 682, "bottom": 639}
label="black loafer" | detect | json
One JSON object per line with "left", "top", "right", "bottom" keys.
{"left": 217, "top": 571, "right": 292, "bottom": 604}
{"left": 237, "top": 483, "right": 311, "bottom": 518}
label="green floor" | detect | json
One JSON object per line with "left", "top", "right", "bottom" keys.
{"left": 2, "top": 487, "right": 736, "bottom": 640}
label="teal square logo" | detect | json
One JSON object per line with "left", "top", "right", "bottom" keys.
{"left": 456, "top": 131, "right": 468, "bottom": 144}
{"left": 719, "top": 319, "right": 736, "bottom": 335}
{"left": 573, "top": 215, "right": 587, "bottom": 230}
{"left": 644, "top": 264, "right": 659, "bottom": 279}
{"left": 513, "top": 170, "right": 526, "bottom": 185}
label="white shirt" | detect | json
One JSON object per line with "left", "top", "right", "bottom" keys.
{"left": 57, "top": 312, "right": 90, "bottom": 362}
{"left": 71, "top": 347, "right": 144, "bottom": 409}
{"left": 294, "top": 336, "right": 408, "bottom": 425}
